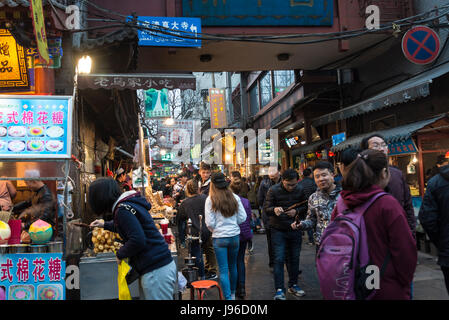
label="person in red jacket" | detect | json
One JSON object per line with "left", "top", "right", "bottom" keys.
{"left": 331, "top": 149, "right": 417, "bottom": 300}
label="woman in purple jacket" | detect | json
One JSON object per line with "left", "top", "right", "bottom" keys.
{"left": 230, "top": 180, "right": 253, "bottom": 299}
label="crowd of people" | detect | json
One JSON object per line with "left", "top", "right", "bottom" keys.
{"left": 85, "top": 133, "right": 449, "bottom": 300}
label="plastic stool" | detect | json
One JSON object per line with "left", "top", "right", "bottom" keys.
{"left": 190, "top": 280, "right": 224, "bottom": 300}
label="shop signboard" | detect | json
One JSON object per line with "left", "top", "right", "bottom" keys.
{"left": 388, "top": 138, "right": 418, "bottom": 156}
{"left": 209, "top": 88, "right": 228, "bottom": 129}
{"left": 332, "top": 132, "right": 346, "bottom": 146}
{"left": 0, "top": 29, "right": 30, "bottom": 91}
{"left": 156, "top": 119, "right": 200, "bottom": 149}
{"left": 135, "top": 16, "right": 201, "bottom": 48}
{"left": 0, "top": 95, "right": 73, "bottom": 159}
{"left": 144, "top": 88, "right": 170, "bottom": 119}
{"left": 0, "top": 253, "right": 66, "bottom": 300}
{"left": 182, "top": 0, "right": 333, "bottom": 26}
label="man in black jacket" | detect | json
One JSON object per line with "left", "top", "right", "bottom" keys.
{"left": 299, "top": 168, "right": 317, "bottom": 245}
{"left": 419, "top": 157, "right": 449, "bottom": 295}
{"left": 264, "top": 169, "right": 307, "bottom": 300}
{"left": 257, "top": 166, "right": 281, "bottom": 270}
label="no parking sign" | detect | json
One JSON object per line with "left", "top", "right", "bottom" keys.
{"left": 402, "top": 26, "right": 440, "bottom": 65}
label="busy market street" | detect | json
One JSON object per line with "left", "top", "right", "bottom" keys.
{"left": 1, "top": 0, "right": 449, "bottom": 308}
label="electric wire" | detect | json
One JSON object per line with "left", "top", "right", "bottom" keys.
{"left": 66, "top": 0, "right": 449, "bottom": 46}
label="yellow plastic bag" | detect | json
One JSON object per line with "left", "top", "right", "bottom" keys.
{"left": 117, "top": 259, "right": 132, "bottom": 300}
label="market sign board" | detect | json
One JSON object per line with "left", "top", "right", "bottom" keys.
{"left": 0, "top": 253, "right": 66, "bottom": 300}
{"left": 0, "top": 29, "right": 30, "bottom": 91}
{"left": 144, "top": 88, "right": 170, "bottom": 119}
{"left": 182, "top": 0, "right": 333, "bottom": 26}
{"left": 388, "top": 138, "right": 418, "bottom": 156}
{"left": 135, "top": 16, "right": 201, "bottom": 47}
{"left": 77, "top": 73, "right": 196, "bottom": 91}
{"left": 209, "top": 88, "right": 227, "bottom": 129}
{"left": 332, "top": 132, "right": 346, "bottom": 146}
{"left": 156, "top": 119, "right": 201, "bottom": 149}
{"left": 0, "top": 95, "right": 73, "bottom": 159}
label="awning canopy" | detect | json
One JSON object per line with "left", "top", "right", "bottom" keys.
{"left": 331, "top": 114, "right": 447, "bottom": 152}
{"left": 311, "top": 61, "right": 449, "bottom": 127}
{"left": 77, "top": 73, "right": 197, "bottom": 91}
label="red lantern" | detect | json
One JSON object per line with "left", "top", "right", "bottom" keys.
{"left": 445, "top": 151, "right": 449, "bottom": 158}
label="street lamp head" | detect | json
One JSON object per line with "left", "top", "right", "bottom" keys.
{"left": 77, "top": 55, "right": 92, "bottom": 74}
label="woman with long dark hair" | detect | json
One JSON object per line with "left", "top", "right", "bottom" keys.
{"left": 205, "top": 172, "right": 247, "bottom": 300}
{"left": 89, "top": 178, "right": 176, "bottom": 300}
{"left": 229, "top": 180, "right": 253, "bottom": 299}
{"left": 331, "top": 149, "right": 417, "bottom": 299}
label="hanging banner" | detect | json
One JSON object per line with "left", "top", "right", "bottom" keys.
{"left": 0, "top": 29, "right": 30, "bottom": 91}
{"left": 209, "top": 88, "right": 227, "bottom": 128}
{"left": 0, "top": 253, "right": 66, "bottom": 300}
{"left": 30, "top": 0, "right": 50, "bottom": 65}
{"left": 144, "top": 88, "right": 170, "bottom": 119}
{"left": 0, "top": 95, "right": 73, "bottom": 159}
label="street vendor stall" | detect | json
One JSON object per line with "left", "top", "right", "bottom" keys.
{"left": 0, "top": 94, "right": 73, "bottom": 300}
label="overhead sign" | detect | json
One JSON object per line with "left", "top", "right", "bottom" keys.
{"left": 77, "top": 73, "right": 196, "bottom": 91}
{"left": 332, "top": 132, "right": 346, "bottom": 146}
{"left": 135, "top": 16, "right": 201, "bottom": 48}
{"left": 30, "top": 0, "right": 50, "bottom": 65}
{"left": 182, "top": 0, "right": 333, "bottom": 26}
{"left": 0, "top": 253, "right": 66, "bottom": 300}
{"left": 157, "top": 119, "right": 201, "bottom": 149}
{"left": 0, "top": 29, "right": 30, "bottom": 91}
{"left": 209, "top": 88, "right": 227, "bottom": 129}
{"left": 0, "top": 95, "right": 73, "bottom": 159}
{"left": 402, "top": 26, "right": 440, "bottom": 65}
{"left": 388, "top": 138, "right": 418, "bottom": 156}
{"left": 144, "top": 88, "right": 170, "bottom": 119}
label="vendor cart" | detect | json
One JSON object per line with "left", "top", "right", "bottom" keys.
{"left": 0, "top": 95, "right": 74, "bottom": 300}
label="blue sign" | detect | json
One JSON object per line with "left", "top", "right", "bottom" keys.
{"left": 0, "top": 95, "right": 73, "bottom": 159}
{"left": 182, "top": 0, "right": 333, "bottom": 26}
{"left": 135, "top": 16, "right": 201, "bottom": 47}
{"left": 388, "top": 138, "right": 418, "bottom": 156}
{"left": 0, "top": 253, "right": 66, "bottom": 300}
{"left": 332, "top": 132, "right": 346, "bottom": 146}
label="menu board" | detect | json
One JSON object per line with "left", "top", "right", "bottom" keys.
{"left": 0, "top": 95, "right": 73, "bottom": 159}
{"left": 0, "top": 253, "right": 66, "bottom": 300}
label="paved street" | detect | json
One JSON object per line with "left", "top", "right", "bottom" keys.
{"left": 178, "top": 228, "right": 449, "bottom": 300}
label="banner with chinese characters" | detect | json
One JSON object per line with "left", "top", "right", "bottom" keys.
{"left": 209, "top": 88, "right": 227, "bottom": 129}
{"left": 144, "top": 88, "right": 170, "bottom": 119}
{"left": 135, "top": 16, "right": 201, "bottom": 48}
{"left": 388, "top": 138, "right": 418, "bottom": 156}
{"left": 0, "top": 253, "right": 66, "bottom": 300}
{"left": 0, "top": 95, "right": 73, "bottom": 159}
{"left": 0, "top": 29, "right": 30, "bottom": 91}
{"left": 156, "top": 119, "right": 200, "bottom": 149}
{"left": 30, "top": 0, "right": 50, "bottom": 65}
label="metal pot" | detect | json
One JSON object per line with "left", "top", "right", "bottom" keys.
{"left": 8, "top": 244, "right": 29, "bottom": 254}
{"left": 29, "top": 245, "right": 47, "bottom": 253}
{"left": 0, "top": 245, "right": 8, "bottom": 254}
{"left": 181, "top": 267, "right": 199, "bottom": 284}
{"left": 46, "top": 241, "right": 63, "bottom": 253}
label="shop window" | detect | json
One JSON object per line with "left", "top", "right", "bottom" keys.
{"left": 260, "top": 72, "right": 273, "bottom": 108}
{"left": 249, "top": 84, "right": 260, "bottom": 116}
{"left": 274, "top": 70, "right": 295, "bottom": 96}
